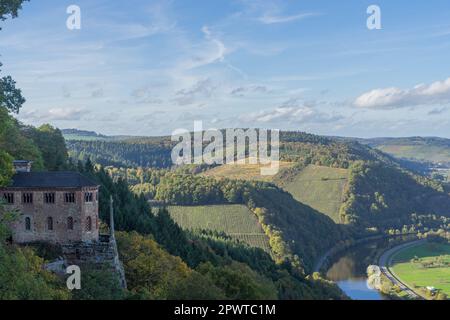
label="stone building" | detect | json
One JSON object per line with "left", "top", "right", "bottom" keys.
{"left": 0, "top": 160, "right": 100, "bottom": 244}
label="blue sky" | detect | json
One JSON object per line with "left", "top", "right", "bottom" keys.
{"left": 1, "top": 0, "right": 450, "bottom": 137}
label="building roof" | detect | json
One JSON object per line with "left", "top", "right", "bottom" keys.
{"left": 7, "top": 172, "right": 99, "bottom": 189}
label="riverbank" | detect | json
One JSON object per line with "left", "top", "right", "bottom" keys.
{"left": 378, "top": 239, "right": 426, "bottom": 300}
{"left": 318, "top": 234, "right": 420, "bottom": 300}
{"left": 314, "top": 233, "right": 418, "bottom": 274}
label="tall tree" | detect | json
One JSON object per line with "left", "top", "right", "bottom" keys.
{"left": 0, "top": 0, "right": 29, "bottom": 114}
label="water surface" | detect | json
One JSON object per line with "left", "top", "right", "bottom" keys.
{"left": 326, "top": 240, "right": 390, "bottom": 300}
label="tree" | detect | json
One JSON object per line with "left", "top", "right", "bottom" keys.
{"left": 0, "top": 150, "right": 13, "bottom": 186}
{"left": 1, "top": 1, "right": 29, "bottom": 113}
{"left": 24, "top": 124, "right": 69, "bottom": 170}
{"left": 72, "top": 266, "right": 125, "bottom": 300}
{"left": 0, "top": 0, "right": 29, "bottom": 26}
{"left": 0, "top": 203, "right": 69, "bottom": 300}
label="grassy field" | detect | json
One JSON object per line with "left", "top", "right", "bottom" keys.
{"left": 377, "top": 145, "right": 450, "bottom": 164}
{"left": 282, "top": 165, "right": 348, "bottom": 223}
{"left": 167, "top": 205, "right": 271, "bottom": 252}
{"left": 200, "top": 161, "right": 294, "bottom": 182}
{"left": 390, "top": 242, "right": 450, "bottom": 297}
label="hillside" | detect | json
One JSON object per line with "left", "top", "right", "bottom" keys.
{"left": 167, "top": 205, "right": 271, "bottom": 252}
{"left": 200, "top": 162, "right": 295, "bottom": 182}
{"left": 71, "top": 130, "right": 450, "bottom": 232}
{"left": 362, "top": 137, "right": 450, "bottom": 164}
{"left": 282, "top": 165, "right": 348, "bottom": 223}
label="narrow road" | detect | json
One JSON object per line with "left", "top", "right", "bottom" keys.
{"left": 378, "top": 239, "right": 427, "bottom": 300}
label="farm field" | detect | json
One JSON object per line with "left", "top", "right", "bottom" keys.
{"left": 390, "top": 242, "right": 450, "bottom": 297}
{"left": 167, "top": 205, "right": 271, "bottom": 252}
{"left": 200, "top": 161, "right": 294, "bottom": 182}
{"left": 282, "top": 165, "right": 348, "bottom": 223}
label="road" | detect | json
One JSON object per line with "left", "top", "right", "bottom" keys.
{"left": 378, "top": 239, "right": 427, "bottom": 300}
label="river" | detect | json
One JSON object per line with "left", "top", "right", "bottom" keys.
{"left": 325, "top": 238, "right": 394, "bottom": 300}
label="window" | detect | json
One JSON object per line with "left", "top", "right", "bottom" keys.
{"left": 47, "top": 217, "right": 53, "bottom": 231}
{"left": 25, "top": 217, "right": 31, "bottom": 231}
{"left": 3, "top": 193, "right": 14, "bottom": 204}
{"left": 64, "top": 193, "right": 75, "bottom": 203}
{"left": 84, "top": 192, "right": 93, "bottom": 203}
{"left": 85, "top": 216, "right": 92, "bottom": 232}
{"left": 67, "top": 217, "right": 74, "bottom": 230}
{"left": 44, "top": 193, "right": 55, "bottom": 204}
{"left": 22, "top": 193, "right": 33, "bottom": 204}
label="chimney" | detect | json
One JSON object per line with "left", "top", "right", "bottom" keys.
{"left": 13, "top": 160, "right": 32, "bottom": 173}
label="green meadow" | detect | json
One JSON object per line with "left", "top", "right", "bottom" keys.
{"left": 390, "top": 242, "right": 450, "bottom": 297}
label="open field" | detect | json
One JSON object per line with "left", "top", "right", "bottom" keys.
{"left": 167, "top": 205, "right": 270, "bottom": 252}
{"left": 390, "top": 242, "right": 450, "bottom": 297}
{"left": 200, "top": 161, "right": 294, "bottom": 182}
{"left": 376, "top": 145, "right": 450, "bottom": 164}
{"left": 282, "top": 165, "right": 348, "bottom": 223}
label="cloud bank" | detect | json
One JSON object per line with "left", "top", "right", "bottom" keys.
{"left": 354, "top": 77, "right": 450, "bottom": 109}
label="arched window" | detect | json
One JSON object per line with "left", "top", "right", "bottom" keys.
{"left": 85, "top": 216, "right": 92, "bottom": 232}
{"left": 47, "top": 217, "right": 53, "bottom": 231}
{"left": 67, "top": 217, "right": 74, "bottom": 230}
{"left": 25, "top": 217, "right": 31, "bottom": 231}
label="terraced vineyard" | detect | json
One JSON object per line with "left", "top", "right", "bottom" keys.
{"left": 283, "top": 165, "right": 348, "bottom": 223}
{"left": 200, "top": 162, "right": 294, "bottom": 182}
{"left": 168, "top": 205, "right": 271, "bottom": 252}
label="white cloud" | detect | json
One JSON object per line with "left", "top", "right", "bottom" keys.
{"left": 20, "top": 108, "right": 88, "bottom": 121}
{"left": 241, "top": 100, "right": 342, "bottom": 124}
{"left": 173, "top": 78, "right": 216, "bottom": 106}
{"left": 354, "top": 77, "right": 450, "bottom": 109}
{"left": 230, "top": 85, "right": 269, "bottom": 97}
{"left": 258, "top": 12, "right": 320, "bottom": 24}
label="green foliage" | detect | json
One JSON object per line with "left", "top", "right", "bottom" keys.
{"left": 67, "top": 139, "right": 173, "bottom": 168}
{"left": 116, "top": 231, "right": 225, "bottom": 300}
{"left": 0, "top": 0, "right": 29, "bottom": 25}
{"left": 72, "top": 266, "right": 125, "bottom": 300}
{"left": 340, "top": 161, "right": 450, "bottom": 228}
{"left": 197, "top": 261, "right": 278, "bottom": 300}
{"left": 0, "top": 150, "right": 13, "bottom": 186}
{"left": 0, "top": 73, "right": 25, "bottom": 114}
{"left": 1, "top": 1, "right": 29, "bottom": 111}
{"left": 146, "top": 171, "right": 345, "bottom": 272}
{"left": 0, "top": 107, "right": 45, "bottom": 170}
{"left": 0, "top": 205, "right": 69, "bottom": 300}
{"left": 24, "top": 124, "right": 69, "bottom": 170}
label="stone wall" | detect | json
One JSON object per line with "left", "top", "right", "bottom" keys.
{"left": 62, "top": 238, "right": 127, "bottom": 289}
{"left": 62, "top": 240, "right": 116, "bottom": 265}
{"left": 0, "top": 187, "right": 99, "bottom": 244}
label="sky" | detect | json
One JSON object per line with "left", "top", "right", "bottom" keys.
{"left": 1, "top": 0, "right": 450, "bottom": 137}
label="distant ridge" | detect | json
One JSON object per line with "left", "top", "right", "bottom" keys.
{"left": 62, "top": 128, "right": 107, "bottom": 137}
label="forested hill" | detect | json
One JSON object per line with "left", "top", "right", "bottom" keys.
{"left": 65, "top": 129, "right": 450, "bottom": 231}
{"left": 337, "top": 136, "right": 450, "bottom": 165}
{"left": 64, "top": 130, "right": 399, "bottom": 169}
{"left": 0, "top": 115, "right": 346, "bottom": 299}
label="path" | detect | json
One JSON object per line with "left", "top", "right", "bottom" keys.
{"left": 378, "top": 239, "right": 427, "bottom": 300}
